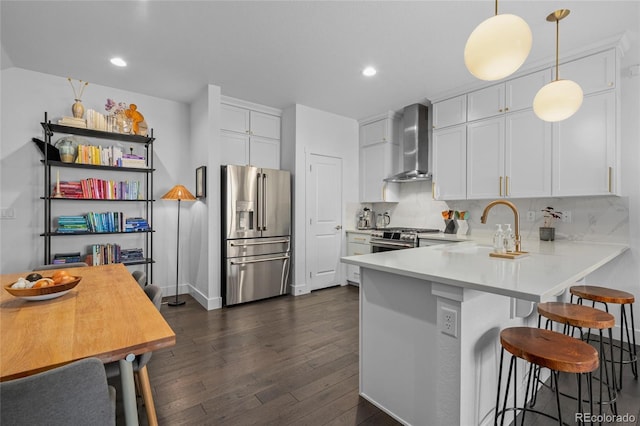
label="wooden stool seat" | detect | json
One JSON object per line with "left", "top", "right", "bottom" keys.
{"left": 538, "top": 302, "right": 615, "bottom": 330}
{"left": 500, "top": 327, "right": 599, "bottom": 374}
{"left": 570, "top": 285, "right": 635, "bottom": 305}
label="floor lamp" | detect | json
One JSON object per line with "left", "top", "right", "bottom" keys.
{"left": 161, "top": 184, "right": 196, "bottom": 306}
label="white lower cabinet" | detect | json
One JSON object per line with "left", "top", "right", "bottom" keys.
{"left": 552, "top": 91, "right": 616, "bottom": 196}
{"left": 346, "top": 232, "right": 371, "bottom": 285}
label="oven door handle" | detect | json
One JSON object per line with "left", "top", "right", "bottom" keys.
{"left": 230, "top": 255, "right": 290, "bottom": 265}
{"left": 370, "top": 240, "right": 415, "bottom": 249}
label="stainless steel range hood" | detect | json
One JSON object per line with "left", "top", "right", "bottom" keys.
{"left": 384, "top": 102, "right": 432, "bottom": 183}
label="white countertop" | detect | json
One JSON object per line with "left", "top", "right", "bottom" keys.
{"left": 341, "top": 239, "right": 629, "bottom": 302}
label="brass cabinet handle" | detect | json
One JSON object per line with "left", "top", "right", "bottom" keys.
{"left": 432, "top": 182, "right": 436, "bottom": 199}
{"left": 505, "top": 176, "right": 510, "bottom": 196}
{"left": 505, "top": 107, "right": 509, "bottom": 112}
{"left": 499, "top": 176, "right": 503, "bottom": 197}
{"left": 498, "top": 109, "right": 503, "bottom": 113}
{"left": 382, "top": 183, "right": 386, "bottom": 201}
{"left": 608, "top": 167, "right": 613, "bottom": 193}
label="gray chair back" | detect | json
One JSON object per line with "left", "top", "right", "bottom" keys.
{"left": 0, "top": 357, "right": 115, "bottom": 426}
{"left": 132, "top": 270, "right": 147, "bottom": 288}
{"left": 34, "top": 262, "right": 89, "bottom": 270}
{"left": 137, "top": 284, "right": 163, "bottom": 368}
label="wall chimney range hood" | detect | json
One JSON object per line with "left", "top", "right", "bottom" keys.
{"left": 384, "top": 102, "right": 432, "bottom": 183}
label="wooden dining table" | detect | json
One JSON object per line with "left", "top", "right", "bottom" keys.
{"left": 1, "top": 263, "right": 176, "bottom": 425}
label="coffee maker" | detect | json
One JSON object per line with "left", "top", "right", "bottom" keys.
{"left": 358, "top": 207, "right": 375, "bottom": 229}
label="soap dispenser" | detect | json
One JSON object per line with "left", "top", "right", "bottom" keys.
{"left": 493, "top": 224, "right": 505, "bottom": 254}
{"left": 504, "top": 224, "right": 516, "bottom": 252}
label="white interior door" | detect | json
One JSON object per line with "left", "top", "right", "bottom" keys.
{"left": 306, "top": 153, "right": 342, "bottom": 291}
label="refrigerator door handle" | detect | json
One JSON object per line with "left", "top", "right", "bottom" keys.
{"left": 256, "top": 172, "right": 262, "bottom": 231}
{"left": 262, "top": 173, "right": 268, "bottom": 231}
{"left": 229, "top": 239, "right": 289, "bottom": 246}
{"left": 230, "top": 255, "right": 289, "bottom": 265}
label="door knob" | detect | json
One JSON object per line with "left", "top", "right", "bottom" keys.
{"left": 335, "top": 225, "right": 342, "bottom": 230}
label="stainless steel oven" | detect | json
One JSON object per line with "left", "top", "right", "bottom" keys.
{"left": 370, "top": 228, "right": 439, "bottom": 253}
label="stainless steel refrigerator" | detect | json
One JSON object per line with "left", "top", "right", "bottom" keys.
{"left": 221, "top": 165, "right": 291, "bottom": 306}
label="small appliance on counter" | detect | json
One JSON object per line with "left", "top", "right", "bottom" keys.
{"left": 376, "top": 212, "right": 391, "bottom": 229}
{"left": 357, "top": 207, "right": 375, "bottom": 230}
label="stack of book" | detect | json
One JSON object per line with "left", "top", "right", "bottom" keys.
{"left": 57, "top": 216, "right": 89, "bottom": 233}
{"left": 86, "top": 211, "right": 124, "bottom": 233}
{"left": 52, "top": 252, "right": 82, "bottom": 264}
{"left": 121, "top": 248, "right": 144, "bottom": 263}
{"left": 125, "top": 217, "right": 150, "bottom": 232}
{"left": 58, "top": 116, "right": 87, "bottom": 128}
{"left": 120, "top": 154, "right": 147, "bottom": 169}
{"left": 57, "top": 181, "right": 84, "bottom": 198}
{"left": 85, "top": 109, "right": 108, "bottom": 131}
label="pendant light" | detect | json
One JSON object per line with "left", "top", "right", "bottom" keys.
{"left": 464, "top": 0, "right": 532, "bottom": 81}
{"left": 533, "top": 10, "right": 583, "bottom": 122}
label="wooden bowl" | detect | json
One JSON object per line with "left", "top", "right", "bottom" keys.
{"left": 4, "top": 276, "right": 82, "bottom": 301}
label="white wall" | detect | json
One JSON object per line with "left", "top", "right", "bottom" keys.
{"left": 0, "top": 68, "right": 190, "bottom": 299}
{"left": 287, "top": 104, "right": 359, "bottom": 295}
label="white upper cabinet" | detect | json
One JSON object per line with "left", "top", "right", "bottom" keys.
{"left": 432, "top": 124, "right": 467, "bottom": 200}
{"left": 556, "top": 49, "right": 616, "bottom": 95}
{"left": 552, "top": 91, "right": 616, "bottom": 196}
{"left": 505, "top": 110, "right": 552, "bottom": 198}
{"left": 433, "top": 95, "right": 467, "bottom": 130}
{"left": 506, "top": 70, "right": 553, "bottom": 112}
{"left": 359, "top": 113, "right": 400, "bottom": 202}
{"left": 467, "top": 84, "right": 505, "bottom": 122}
{"left": 467, "top": 70, "right": 552, "bottom": 122}
{"left": 220, "top": 100, "right": 281, "bottom": 169}
{"left": 467, "top": 118, "right": 505, "bottom": 199}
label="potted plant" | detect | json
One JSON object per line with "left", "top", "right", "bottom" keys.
{"left": 540, "top": 207, "right": 563, "bottom": 241}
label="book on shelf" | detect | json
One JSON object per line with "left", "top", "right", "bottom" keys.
{"left": 53, "top": 252, "right": 82, "bottom": 264}
{"left": 58, "top": 116, "right": 87, "bottom": 128}
{"left": 57, "top": 215, "right": 89, "bottom": 233}
{"left": 125, "top": 217, "right": 150, "bottom": 232}
{"left": 56, "top": 178, "right": 142, "bottom": 200}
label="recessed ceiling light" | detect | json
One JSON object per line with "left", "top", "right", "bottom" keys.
{"left": 362, "top": 67, "right": 377, "bottom": 77}
{"left": 110, "top": 57, "right": 127, "bottom": 67}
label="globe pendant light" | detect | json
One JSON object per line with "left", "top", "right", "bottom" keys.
{"left": 464, "top": 0, "right": 532, "bottom": 81}
{"left": 533, "top": 10, "right": 583, "bottom": 122}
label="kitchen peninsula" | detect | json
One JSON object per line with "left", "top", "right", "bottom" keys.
{"left": 341, "top": 239, "right": 628, "bottom": 425}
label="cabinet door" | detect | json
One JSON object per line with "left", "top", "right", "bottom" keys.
{"left": 432, "top": 124, "right": 467, "bottom": 200}
{"left": 467, "top": 84, "right": 505, "bottom": 122}
{"left": 249, "top": 136, "right": 280, "bottom": 169}
{"left": 360, "top": 119, "right": 390, "bottom": 146}
{"left": 505, "top": 110, "right": 551, "bottom": 198}
{"left": 360, "top": 142, "right": 398, "bottom": 202}
{"left": 250, "top": 111, "right": 281, "bottom": 139}
{"left": 558, "top": 49, "right": 616, "bottom": 95}
{"left": 552, "top": 92, "right": 616, "bottom": 196}
{"left": 221, "top": 104, "right": 250, "bottom": 134}
{"left": 506, "top": 69, "right": 552, "bottom": 113}
{"left": 467, "top": 118, "right": 505, "bottom": 199}
{"left": 220, "top": 131, "right": 250, "bottom": 166}
{"left": 433, "top": 95, "right": 467, "bottom": 129}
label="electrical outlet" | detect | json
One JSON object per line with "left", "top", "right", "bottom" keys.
{"left": 0, "top": 208, "right": 15, "bottom": 220}
{"left": 562, "top": 211, "right": 572, "bottom": 223}
{"left": 526, "top": 211, "right": 536, "bottom": 222}
{"left": 440, "top": 306, "right": 458, "bottom": 337}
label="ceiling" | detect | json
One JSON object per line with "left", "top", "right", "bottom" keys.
{"left": 1, "top": 1, "right": 638, "bottom": 120}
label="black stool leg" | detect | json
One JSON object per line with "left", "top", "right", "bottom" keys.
{"left": 495, "top": 347, "right": 506, "bottom": 426}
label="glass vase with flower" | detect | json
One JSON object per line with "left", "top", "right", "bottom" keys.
{"left": 105, "top": 98, "right": 132, "bottom": 134}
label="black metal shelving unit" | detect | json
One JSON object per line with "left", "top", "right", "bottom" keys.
{"left": 40, "top": 112, "right": 155, "bottom": 282}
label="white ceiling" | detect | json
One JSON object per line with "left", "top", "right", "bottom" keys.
{"left": 1, "top": 1, "right": 638, "bottom": 120}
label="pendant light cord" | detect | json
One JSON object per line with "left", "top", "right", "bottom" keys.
{"left": 555, "top": 17, "right": 560, "bottom": 81}
{"left": 494, "top": 0, "right": 498, "bottom": 16}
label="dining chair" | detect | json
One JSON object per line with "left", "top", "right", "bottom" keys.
{"left": 132, "top": 270, "right": 147, "bottom": 287}
{"left": 33, "top": 261, "right": 89, "bottom": 270}
{"left": 0, "top": 357, "right": 116, "bottom": 426}
{"left": 105, "top": 284, "right": 162, "bottom": 425}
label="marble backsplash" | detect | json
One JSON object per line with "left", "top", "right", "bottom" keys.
{"left": 357, "top": 180, "right": 629, "bottom": 243}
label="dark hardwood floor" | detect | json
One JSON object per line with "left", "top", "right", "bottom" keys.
{"left": 112, "top": 285, "right": 639, "bottom": 425}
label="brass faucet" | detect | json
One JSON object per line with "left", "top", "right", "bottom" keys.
{"left": 480, "top": 200, "right": 522, "bottom": 252}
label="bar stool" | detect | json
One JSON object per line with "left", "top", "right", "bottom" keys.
{"left": 570, "top": 285, "right": 638, "bottom": 390}
{"left": 536, "top": 302, "right": 618, "bottom": 417}
{"left": 495, "top": 327, "right": 598, "bottom": 426}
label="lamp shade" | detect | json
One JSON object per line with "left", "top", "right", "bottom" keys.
{"left": 464, "top": 14, "right": 532, "bottom": 81}
{"left": 533, "top": 79, "right": 583, "bottom": 122}
{"left": 161, "top": 185, "right": 196, "bottom": 201}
